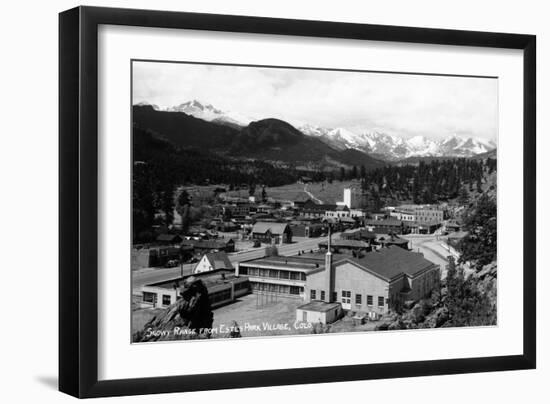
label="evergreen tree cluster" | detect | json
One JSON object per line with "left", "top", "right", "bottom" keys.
{"left": 360, "top": 158, "right": 495, "bottom": 205}
{"left": 458, "top": 193, "right": 497, "bottom": 270}
{"left": 444, "top": 257, "right": 496, "bottom": 327}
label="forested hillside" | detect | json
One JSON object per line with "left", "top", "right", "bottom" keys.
{"left": 360, "top": 158, "right": 497, "bottom": 209}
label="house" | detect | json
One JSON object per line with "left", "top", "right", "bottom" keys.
{"left": 194, "top": 252, "right": 234, "bottom": 274}
{"left": 181, "top": 238, "right": 235, "bottom": 253}
{"left": 141, "top": 269, "right": 250, "bottom": 309}
{"left": 290, "top": 222, "right": 326, "bottom": 238}
{"left": 251, "top": 222, "right": 292, "bottom": 244}
{"left": 155, "top": 233, "right": 183, "bottom": 245}
{"left": 304, "top": 245, "right": 440, "bottom": 319}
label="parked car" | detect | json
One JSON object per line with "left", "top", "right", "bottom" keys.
{"left": 165, "top": 259, "right": 179, "bottom": 268}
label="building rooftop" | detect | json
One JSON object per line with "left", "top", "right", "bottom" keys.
{"left": 181, "top": 239, "right": 234, "bottom": 249}
{"left": 145, "top": 269, "right": 245, "bottom": 291}
{"left": 298, "top": 301, "right": 341, "bottom": 312}
{"left": 156, "top": 233, "right": 182, "bottom": 242}
{"left": 339, "top": 245, "right": 436, "bottom": 280}
{"left": 376, "top": 235, "right": 409, "bottom": 245}
{"left": 364, "top": 218, "right": 404, "bottom": 227}
{"left": 251, "top": 222, "right": 290, "bottom": 235}
{"left": 240, "top": 255, "right": 326, "bottom": 273}
{"left": 342, "top": 228, "right": 377, "bottom": 239}
{"left": 319, "top": 239, "right": 371, "bottom": 249}
{"left": 203, "top": 251, "right": 234, "bottom": 270}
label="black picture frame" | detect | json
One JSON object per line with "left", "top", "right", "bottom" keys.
{"left": 59, "top": 6, "right": 536, "bottom": 398}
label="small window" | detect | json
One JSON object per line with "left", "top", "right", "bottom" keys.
{"left": 143, "top": 292, "right": 155, "bottom": 303}
{"left": 378, "top": 296, "right": 385, "bottom": 307}
{"left": 310, "top": 289, "right": 316, "bottom": 300}
{"left": 355, "top": 294, "right": 362, "bottom": 305}
{"left": 332, "top": 292, "right": 338, "bottom": 302}
{"left": 320, "top": 290, "right": 326, "bottom": 301}
{"left": 162, "top": 295, "right": 171, "bottom": 306}
{"left": 367, "top": 295, "right": 373, "bottom": 306}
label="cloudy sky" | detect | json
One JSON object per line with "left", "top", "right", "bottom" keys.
{"left": 132, "top": 61, "right": 498, "bottom": 142}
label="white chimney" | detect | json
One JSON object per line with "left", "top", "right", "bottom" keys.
{"left": 324, "top": 226, "right": 334, "bottom": 302}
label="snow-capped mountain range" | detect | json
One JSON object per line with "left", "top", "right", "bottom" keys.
{"left": 135, "top": 100, "right": 496, "bottom": 160}
{"left": 165, "top": 100, "right": 253, "bottom": 128}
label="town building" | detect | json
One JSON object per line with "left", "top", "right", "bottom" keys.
{"left": 181, "top": 238, "right": 235, "bottom": 253}
{"left": 131, "top": 245, "right": 180, "bottom": 269}
{"left": 444, "top": 220, "right": 462, "bottom": 233}
{"left": 375, "top": 234, "right": 410, "bottom": 250}
{"left": 341, "top": 228, "right": 377, "bottom": 242}
{"left": 236, "top": 255, "right": 325, "bottom": 299}
{"left": 318, "top": 239, "right": 372, "bottom": 254}
{"left": 408, "top": 220, "right": 441, "bottom": 234}
{"left": 296, "top": 301, "right": 343, "bottom": 324}
{"left": 325, "top": 205, "right": 351, "bottom": 218}
{"left": 394, "top": 204, "right": 444, "bottom": 224}
{"left": 304, "top": 245, "right": 440, "bottom": 318}
{"left": 251, "top": 222, "right": 292, "bottom": 244}
{"left": 193, "top": 251, "right": 234, "bottom": 274}
{"left": 290, "top": 222, "right": 326, "bottom": 238}
{"left": 336, "top": 188, "right": 363, "bottom": 209}
{"left": 155, "top": 233, "right": 183, "bottom": 245}
{"left": 301, "top": 200, "right": 338, "bottom": 219}
{"left": 363, "top": 218, "right": 407, "bottom": 234}
{"left": 141, "top": 269, "right": 250, "bottom": 309}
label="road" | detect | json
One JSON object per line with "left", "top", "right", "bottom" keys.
{"left": 402, "top": 234, "right": 453, "bottom": 278}
{"left": 303, "top": 183, "right": 323, "bottom": 204}
{"left": 402, "top": 234, "right": 473, "bottom": 279}
{"left": 132, "top": 235, "right": 330, "bottom": 291}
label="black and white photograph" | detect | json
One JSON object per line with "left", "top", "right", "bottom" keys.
{"left": 131, "top": 61, "right": 498, "bottom": 343}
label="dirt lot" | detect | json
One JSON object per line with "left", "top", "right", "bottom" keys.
{"left": 211, "top": 294, "right": 312, "bottom": 338}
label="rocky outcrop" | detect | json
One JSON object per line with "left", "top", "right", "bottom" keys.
{"left": 133, "top": 278, "right": 214, "bottom": 342}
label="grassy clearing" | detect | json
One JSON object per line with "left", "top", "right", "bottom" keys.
{"left": 304, "top": 180, "right": 362, "bottom": 204}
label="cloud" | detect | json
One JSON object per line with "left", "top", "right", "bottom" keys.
{"left": 132, "top": 61, "right": 498, "bottom": 141}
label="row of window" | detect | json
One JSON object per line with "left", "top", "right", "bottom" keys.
{"left": 251, "top": 282, "right": 303, "bottom": 295}
{"left": 143, "top": 292, "right": 172, "bottom": 306}
{"left": 240, "top": 266, "right": 307, "bottom": 281}
{"left": 210, "top": 289, "right": 232, "bottom": 304}
{"left": 309, "top": 289, "right": 386, "bottom": 307}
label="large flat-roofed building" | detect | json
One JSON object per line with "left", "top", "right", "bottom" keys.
{"left": 305, "top": 246, "right": 440, "bottom": 317}
{"left": 394, "top": 204, "right": 444, "bottom": 224}
{"left": 141, "top": 269, "right": 250, "bottom": 309}
{"left": 236, "top": 255, "right": 325, "bottom": 299}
